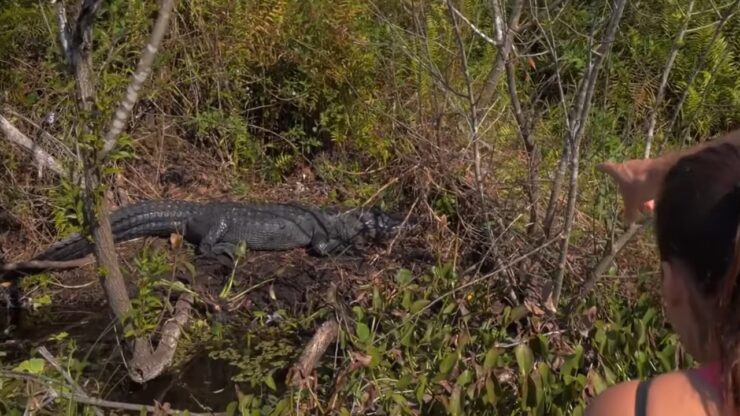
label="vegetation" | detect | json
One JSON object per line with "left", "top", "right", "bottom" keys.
{"left": 1, "top": 0, "right": 738, "bottom": 414}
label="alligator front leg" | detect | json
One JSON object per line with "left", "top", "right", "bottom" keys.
{"left": 198, "top": 218, "right": 229, "bottom": 258}
{"left": 310, "top": 236, "right": 345, "bottom": 256}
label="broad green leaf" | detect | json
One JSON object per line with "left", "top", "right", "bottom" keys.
{"left": 410, "top": 299, "right": 430, "bottom": 314}
{"left": 439, "top": 351, "right": 458, "bottom": 375}
{"left": 515, "top": 344, "right": 534, "bottom": 376}
{"left": 13, "top": 358, "right": 45, "bottom": 375}
{"left": 457, "top": 369, "right": 473, "bottom": 387}
{"left": 483, "top": 348, "right": 500, "bottom": 370}
{"left": 264, "top": 372, "right": 277, "bottom": 391}
{"left": 356, "top": 322, "right": 371, "bottom": 343}
{"left": 395, "top": 268, "right": 413, "bottom": 285}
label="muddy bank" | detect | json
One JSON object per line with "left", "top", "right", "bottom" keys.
{"left": 0, "top": 233, "right": 435, "bottom": 411}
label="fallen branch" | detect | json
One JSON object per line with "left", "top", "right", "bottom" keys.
{"left": 288, "top": 319, "right": 339, "bottom": 388}
{"left": 0, "top": 370, "right": 226, "bottom": 415}
{"left": 129, "top": 292, "right": 194, "bottom": 383}
{"left": 38, "top": 346, "right": 104, "bottom": 416}
{"left": 0, "top": 114, "right": 64, "bottom": 176}
{"left": 1, "top": 256, "right": 93, "bottom": 272}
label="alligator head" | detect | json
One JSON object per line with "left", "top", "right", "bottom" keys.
{"left": 349, "top": 206, "right": 404, "bottom": 243}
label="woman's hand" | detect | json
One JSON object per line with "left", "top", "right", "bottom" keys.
{"left": 597, "top": 158, "right": 664, "bottom": 224}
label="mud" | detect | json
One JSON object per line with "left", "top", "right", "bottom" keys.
{"left": 0, "top": 231, "right": 435, "bottom": 411}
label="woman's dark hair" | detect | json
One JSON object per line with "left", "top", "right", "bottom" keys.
{"left": 655, "top": 143, "right": 740, "bottom": 411}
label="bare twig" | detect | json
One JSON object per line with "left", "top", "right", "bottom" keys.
{"left": 579, "top": 221, "right": 642, "bottom": 297}
{"left": 98, "top": 0, "right": 177, "bottom": 160}
{"left": 0, "top": 114, "right": 64, "bottom": 176}
{"left": 579, "top": 0, "right": 697, "bottom": 300}
{"left": 538, "top": 0, "right": 576, "bottom": 238}
{"left": 53, "top": 0, "right": 72, "bottom": 68}
{"left": 0, "top": 370, "right": 226, "bottom": 415}
{"left": 552, "top": 0, "right": 628, "bottom": 306}
{"left": 38, "top": 346, "right": 104, "bottom": 416}
{"left": 288, "top": 319, "right": 340, "bottom": 388}
{"left": 1, "top": 256, "right": 93, "bottom": 272}
{"left": 67, "top": 0, "right": 181, "bottom": 384}
{"left": 644, "top": 0, "right": 695, "bottom": 157}
{"left": 475, "top": 0, "right": 525, "bottom": 110}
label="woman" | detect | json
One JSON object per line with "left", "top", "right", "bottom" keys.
{"left": 586, "top": 132, "right": 740, "bottom": 416}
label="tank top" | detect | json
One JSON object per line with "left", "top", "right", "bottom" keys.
{"left": 634, "top": 362, "right": 732, "bottom": 416}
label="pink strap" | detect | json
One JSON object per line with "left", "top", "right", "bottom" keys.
{"left": 696, "top": 362, "right": 723, "bottom": 398}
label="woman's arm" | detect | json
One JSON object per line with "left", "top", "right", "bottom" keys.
{"left": 598, "top": 129, "right": 740, "bottom": 224}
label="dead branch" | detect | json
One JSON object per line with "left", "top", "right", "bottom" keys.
{"left": 0, "top": 114, "right": 64, "bottom": 176}
{"left": 644, "top": 0, "right": 695, "bottom": 157}
{"left": 552, "top": 0, "right": 628, "bottom": 306}
{"left": 537, "top": 0, "right": 576, "bottom": 238}
{"left": 476, "top": 0, "right": 525, "bottom": 110}
{"left": 38, "top": 346, "right": 104, "bottom": 416}
{"left": 0, "top": 370, "right": 226, "bottom": 416}
{"left": 53, "top": 0, "right": 72, "bottom": 68}
{"left": 98, "top": 0, "right": 176, "bottom": 161}
{"left": 579, "top": 222, "right": 641, "bottom": 297}
{"left": 579, "top": 0, "right": 696, "bottom": 300}
{"left": 67, "top": 0, "right": 181, "bottom": 384}
{"left": 1, "top": 256, "right": 93, "bottom": 272}
{"left": 129, "top": 292, "right": 193, "bottom": 382}
{"left": 288, "top": 319, "right": 340, "bottom": 388}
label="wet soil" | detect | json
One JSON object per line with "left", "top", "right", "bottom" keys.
{"left": 0, "top": 232, "right": 435, "bottom": 412}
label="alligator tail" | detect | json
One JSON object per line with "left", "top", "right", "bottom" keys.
{"left": 1, "top": 199, "right": 205, "bottom": 282}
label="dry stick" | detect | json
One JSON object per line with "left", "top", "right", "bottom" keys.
{"left": 68, "top": 0, "right": 180, "bottom": 383}
{"left": 289, "top": 319, "right": 340, "bottom": 388}
{"left": 538, "top": 0, "right": 575, "bottom": 238}
{"left": 37, "top": 346, "right": 104, "bottom": 416}
{"left": 664, "top": 0, "right": 740, "bottom": 142}
{"left": 578, "top": 0, "right": 696, "bottom": 300}
{"left": 475, "top": 0, "right": 525, "bottom": 110}
{"left": 1, "top": 256, "right": 93, "bottom": 272}
{"left": 129, "top": 292, "right": 194, "bottom": 383}
{"left": 644, "top": 0, "right": 696, "bottom": 157}
{"left": 98, "top": 0, "right": 177, "bottom": 161}
{"left": 552, "top": 0, "right": 628, "bottom": 306}
{"left": 54, "top": 0, "right": 72, "bottom": 68}
{"left": 0, "top": 114, "right": 64, "bottom": 176}
{"left": 70, "top": 0, "right": 143, "bottom": 374}
{"left": 0, "top": 370, "right": 226, "bottom": 416}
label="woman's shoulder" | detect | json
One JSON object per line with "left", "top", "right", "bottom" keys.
{"left": 585, "top": 368, "right": 722, "bottom": 416}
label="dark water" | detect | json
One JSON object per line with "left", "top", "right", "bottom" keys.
{"left": 0, "top": 304, "right": 243, "bottom": 412}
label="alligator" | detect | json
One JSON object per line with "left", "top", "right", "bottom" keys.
{"left": 1, "top": 199, "right": 404, "bottom": 283}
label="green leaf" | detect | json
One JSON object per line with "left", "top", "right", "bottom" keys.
{"left": 483, "top": 348, "right": 500, "bottom": 370}
{"left": 515, "top": 344, "right": 534, "bottom": 376}
{"left": 264, "top": 372, "right": 277, "bottom": 391}
{"left": 410, "top": 299, "right": 430, "bottom": 314}
{"left": 589, "top": 369, "right": 608, "bottom": 395}
{"left": 13, "top": 358, "right": 45, "bottom": 375}
{"left": 395, "top": 268, "right": 413, "bottom": 285}
{"left": 439, "top": 351, "right": 458, "bottom": 375}
{"left": 485, "top": 378, "right": 497, "bottom": 404}
{"left": 457, "top": 369, "right": 473, "bottom": 387}
{"left": 356, "top": 322, "right": 371, "bottom": 343}
{"left": 225, "top": 401, "right": 238, "bottom": 416}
